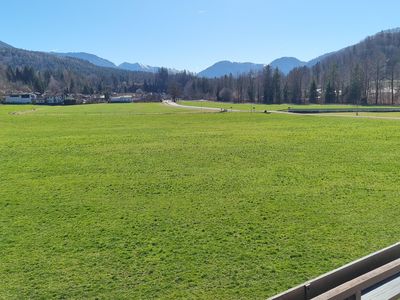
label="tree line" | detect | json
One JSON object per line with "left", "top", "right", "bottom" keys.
{"left": 130, "top": 30, "right": 400, "bottom": 105}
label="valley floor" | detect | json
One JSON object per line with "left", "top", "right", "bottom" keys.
{"left": 1, "top": 103, "right": 400, "bottom": 299}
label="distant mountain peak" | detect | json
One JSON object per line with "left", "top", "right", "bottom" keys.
{"left": 198, "top": 60, "right": 265, "bottom": 78}
{"left": 118, "top": 62, "right": 179, "bottom": 74}
{"left": 269, "top": 57, "right": 306, "bottom": 74}
{"left": 118, "top": 62, "right": 159, "bottom": 73}
{"left": 272, "top": 56, "right": 303, "bottom": 62}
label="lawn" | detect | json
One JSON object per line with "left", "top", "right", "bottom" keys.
{"left": 179, "top": 100, "right": 384, "bottom": 111}
{"left": 320, "top": 112, "right": 400, "bottom": 118}
{"left": 1, "top": 103, "right": 400, "bottom": 299}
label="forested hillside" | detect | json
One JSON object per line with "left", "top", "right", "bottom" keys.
{"left": 285, "top": 29, "right": 400, "bottom": 105}
{"left": 0, "top": 44, "right": 156, "bottom": 95}
{"left": 204, "top": 29, "right": 400, "bottom": 105}
{"left": 51, "top": 52, "right": 117, "bottom": 68}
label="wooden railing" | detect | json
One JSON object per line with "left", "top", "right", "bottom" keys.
{"left": 269, "top": 242, "right": 400, "bottom": 300}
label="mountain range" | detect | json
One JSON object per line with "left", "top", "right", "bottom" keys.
{"left": 51, "top": 52, "right": 176, "bottom": 74}
{"left": 1, "top": 39, "right": 316, "bottom": 79}
{"left": 196, "top": 57, "right": 307, "bottom": 78}
{"left": 197, "top": 54, "right": 341, "bottom": 78}
{"left": 48, "top": 50, "right": 336, "bottom": 78}
{"left": 1, "top": 27, "right": 399, "bottom": 81}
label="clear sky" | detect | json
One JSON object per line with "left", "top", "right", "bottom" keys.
{"left": 1, "top": 0, "right": 400, "bottom": 72}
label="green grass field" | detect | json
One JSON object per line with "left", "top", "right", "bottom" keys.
{"left": 180, "top": 100, "right": 383, "bottom": 111}
{"left": 1, "top": 103, "right": 400, "bottom": 299}
{"left": 179, "top": 100, "right": 368, "bottom": 111}
{"left": 321, "top": 112, "right": 400, "bottom": 118}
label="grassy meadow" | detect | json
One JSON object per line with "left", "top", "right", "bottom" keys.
{"left": 180, "top": 100, "right": 374, "bottom": 111}
{"left": 1, "top": 103, "right": 400, "bottom": 299}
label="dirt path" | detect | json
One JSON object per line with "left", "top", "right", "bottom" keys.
{"left": 163, "top": 100, "right": 244, "bottom": 112}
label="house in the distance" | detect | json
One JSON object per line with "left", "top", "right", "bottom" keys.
{"left": 109, "top": 95, "right": 133, "bottom": 103}
{"left": 5, "top": 93, "right": 37, "bottom": 104}
{"left": 45, "top": 95, "right": 65, "bottom": 105}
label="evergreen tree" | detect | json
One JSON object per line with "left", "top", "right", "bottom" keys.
{"left": 272, "top": 68, "right": 281, "bottom": 103}
{"left": 33, "top": 77, "right": 45, "bottom": 93}
{"left": 95, "top": 81, "right": 103, "bottom": 93}
{"left": 283, "top": 82, "right": 289, "bottom": 102}
{"left": 324, "top": 81, "right": 336, "bottom": 103}
{"left": 6, "top": 66, "right": 15, "bottom": 81}
{"left": 82, "top": 85, "right": 91, "bottom": 95}
{"left": 309, "top": 80, "right": 318, "bottom": 103}
{"left": 348, "top": 65, "right": 363, "bottom": 104}
{"left": 168, "top": 81, "right": 182, "bottom": 101}
{"left": 143, "top": 80, "right": 149, "bottom": 92}
{"left": 263, "top": 65, "right": 273, "bottom": 104}
{"left": 155, "top": 68, "right": 169, "bottom": 92}
{"left": 247, "top": 75, "right": 255, "bottom": 102}
{"left": 15, "top": 68, "right": 22, "bottom": 82}
{"left": 22, "top": 66, "right": 34, "bottom": 84}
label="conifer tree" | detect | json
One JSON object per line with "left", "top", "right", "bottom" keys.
{"left": 309, "top": 80, "right": 318, "bottom": 103}
{"left": 324, "top": 81, "right": 336, "bottom": 103}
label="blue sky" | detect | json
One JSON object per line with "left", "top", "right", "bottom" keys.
{"left": 1, "top": 0, "right": 400, "bottom": 72}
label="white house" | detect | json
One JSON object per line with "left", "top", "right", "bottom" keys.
{"left": 5, "top": 93, "right": 37, "bottom": 104}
